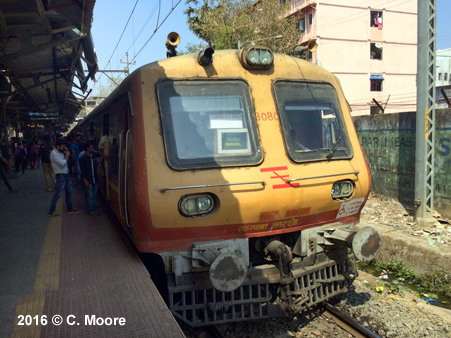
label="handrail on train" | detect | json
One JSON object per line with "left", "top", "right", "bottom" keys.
{"left": 287, "top": 171, "right": 360, "bottom": 184}
{"left": 160, "top": 181, "right": 266, "bottom": 193}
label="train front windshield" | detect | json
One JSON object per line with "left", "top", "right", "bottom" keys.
{"left": 274, "top": 81, "right": 353, "bottom": 162}
{"left": 158, "top": 80, "right": 262, "bottom": 170}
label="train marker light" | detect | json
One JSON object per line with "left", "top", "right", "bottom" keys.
{"left": 239, "top": 46, "right": 274, "bottom": 70}
{"left": 331, "top": 180, "right": 354, "bottom": 200}
{"left": 179, "top": 194, "right": 215, "bottom": 217}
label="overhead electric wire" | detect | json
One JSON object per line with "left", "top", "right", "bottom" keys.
{"left": 307, "top": 0, "right": 417, "bottom": 112}
{"left": 108, "top": 0, "right": 181, "bottom": 87}
{"left": 130, "top": 0, "right": 182, "bottom": 63}
{"left": 348, "top": 91, "right": 417, "bottom": 112}
{"left": 104, "top": 0, "right": 139, "bottom": 69}
{"left": 349, "top": 91, "right": 416, "bottom": 102}
{"left": 95, "top": 0, "right": 140, "bottom": 86}
{"left": 314, "top": 0, "right": 413, "bottom": 32}
{"left": 119, "top": 2, "right": 161, "bottom": 64}
{"left": 155, "top": 0, "right": 162, "bottom": 32}
{"left": 314, "top": 0, "right": 398, "bottom": 30}
{"left": 349, "top": 92, "right": 417, "bottom": 105}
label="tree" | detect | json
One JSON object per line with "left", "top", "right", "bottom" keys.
{"left": 185, "top": 0, "right": 215, "bottom": 42}
{"left": 92, "top": 76, "right": 125, "bottom": 98}
{"left": 178, "top": 42, "right": 210, "bottom": 55}
{"left": 184, "top": 0, "right": 304, "bottom": 56}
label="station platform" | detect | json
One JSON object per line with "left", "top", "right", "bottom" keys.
{"left": 0, "top": 168, "right": 185, "bottom": 337}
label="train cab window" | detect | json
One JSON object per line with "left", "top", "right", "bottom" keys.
{"left": 274, "top": 81, "right": 352, "bottom": 162}
{"left": 158, "top": 80, "right": 262, "bottom": 170}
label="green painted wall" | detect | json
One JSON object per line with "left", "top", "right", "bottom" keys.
{"left": 353, "top": 109, "right": 451, "bottom": 217}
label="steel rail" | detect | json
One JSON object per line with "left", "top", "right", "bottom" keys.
{"left": 323, "top": 302, "right": 381, "bottom": 338}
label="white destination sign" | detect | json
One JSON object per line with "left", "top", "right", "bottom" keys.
{"left": 210, "top": 114, "right": 243, "bottom": 129}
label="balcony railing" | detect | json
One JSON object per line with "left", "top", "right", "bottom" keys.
{"left": 288, "top": 0, "right": 316, "bottom": 12}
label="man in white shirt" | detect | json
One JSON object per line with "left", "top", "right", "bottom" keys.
{"left": 48, "top": 139, "right": 80, "bottom": 217}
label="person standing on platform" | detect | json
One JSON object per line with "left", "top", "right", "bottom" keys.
{"left": 70, "top": 132, "right": 82, "bottom": 179}
{"left": 48, "top": 139, "right": 80, "bottom": 217}
{"left": 17, "top": 143, "right": 28, "bottom": 174}
{"left": 0, "top": 138, "right": 10, "bottom": 164}
{"left": 0, "top": 151, "right": 17, "bottom": 193}
{"left": 79, "top": 141, "right": 99, "bottom": 217}
{"left": 29, "top": 142, "right": 39, "bottom": 170}
{"left": 14, "top": 143, "right": 20, "bottom": 173}
{"left": 41, "top": 136, "right": 55, "bottom": 192}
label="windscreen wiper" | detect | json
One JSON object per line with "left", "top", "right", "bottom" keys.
{"left": 325, "top": 132, "right": 343, "bottom": 160}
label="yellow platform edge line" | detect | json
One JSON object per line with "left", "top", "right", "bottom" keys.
{"left": 11, "top": 201, "right": 62, "bottom": 338}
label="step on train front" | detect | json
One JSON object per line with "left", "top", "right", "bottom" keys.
{"left": 74, "top": 33, "right": 380, "bottom": 327}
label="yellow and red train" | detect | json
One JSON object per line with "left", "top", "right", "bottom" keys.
{"left": 74, "top": 33, "right": 380, "bottom": 327}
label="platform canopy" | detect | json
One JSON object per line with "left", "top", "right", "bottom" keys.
{"left": 0, "top": 0, "right": 98, "bottom": 127}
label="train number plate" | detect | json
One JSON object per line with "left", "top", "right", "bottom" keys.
{"left": 336, "top": 198, "right": 365, "bottom": 218}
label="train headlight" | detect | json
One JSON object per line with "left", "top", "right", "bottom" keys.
{"left": 248, "top": 49, "right": 259, "bottom": 63}
{"left": 260, "top": 49, "right": 272, "bottom": 64}
{"left": 239, "top": 46, "right": 274, "bottom": 70}
{"left": 331, "top": 180, "right": 354, "bottom": 200}
{"left": 198, "top": 196, "right": 212, "bottom": 212}
{"left": 179, "top": 194, "right": 215, "bottom": 217}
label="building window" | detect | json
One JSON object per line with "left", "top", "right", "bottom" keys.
{"left": 309, "top": 13, "right": 313, "bottom": 26}
{"left": 370, "top": 79, "right": 383, "bottom": 92}
{"left": 371, "top": 10, "right": 383, "bottom": 29}
{"left": 445, "top": 73, "right": 448, "bottom": 82}
{"left": 370, "top": 43, "right": 383, "bottom": 60}
{"left": 438, "top": 73, "right": 442, "bottom": 81}
{"left": 370, "top": 105, "right": 382, "bottom": 115}
{"left": 298, "top": 17, "right": 305, "bottom": 32}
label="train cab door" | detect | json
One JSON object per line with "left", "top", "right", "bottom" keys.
{"left": 119, "top": 101, "right": 132, "bottom": 230}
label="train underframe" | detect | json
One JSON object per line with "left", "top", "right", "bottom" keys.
{"left": 157, "top": 223, "right": 379, "bottom": 327}
{"left": 168, "top": 247, "right": 354, "bottom": 327}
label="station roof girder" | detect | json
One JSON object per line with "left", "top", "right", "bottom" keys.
{"left": 0, "top": 0, "right": 98, "bottom": 126}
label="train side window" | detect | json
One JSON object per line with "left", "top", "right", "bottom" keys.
{"left": 104, "top": 97, "right": 128, "bottom": 178}
{"left": 158, "top": 80, "right": 262, "bottom": 170}
{"left": 109, "top": 112, "right": 120, "bottom": 177}
{"left": 274, "top": 81, "right": 352, "bottom": 162}
{"left": 103, "top": 114, "right": 109, "bottom": 136}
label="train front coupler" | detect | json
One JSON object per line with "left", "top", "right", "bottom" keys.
{"left": 264, "top": 240, "right": 309, "bottom": 314}
{"left": 272, "top": 224, "right": 381, "bottom": 314}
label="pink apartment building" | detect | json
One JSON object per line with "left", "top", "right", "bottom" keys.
{"left": 285, "top": 0, "right": 417, "bottom": 116}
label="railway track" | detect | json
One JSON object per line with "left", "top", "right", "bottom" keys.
{"left": 323, "top": 302, "right": 381, "bottom": 338}
{"left": 183, "top": 303, "right": 381, "bottom": 338}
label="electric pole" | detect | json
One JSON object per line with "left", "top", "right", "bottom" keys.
{"left": 415, "top": 0, "right": 436, "bottom": 226}
{"left": 120, "top": 52, "right": 136, "bottom": 76}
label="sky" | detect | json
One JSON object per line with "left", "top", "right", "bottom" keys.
{"left": 88, "top": 0, "right": 451, "bottom": 96}
{"left": 89, "top": 0, "right": 202, "bottom": 94}
{"left": 437, "top": 0, "right": 451, "bottom": 50}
